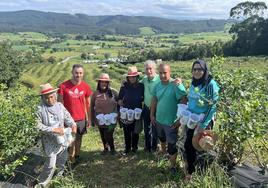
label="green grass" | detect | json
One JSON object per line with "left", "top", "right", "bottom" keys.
{"left": 139, "top": 27, "right": 156, "bottom": 35}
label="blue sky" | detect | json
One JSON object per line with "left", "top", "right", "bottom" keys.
{"left": 0, "top": 0, "right": 264, "bottom": 20}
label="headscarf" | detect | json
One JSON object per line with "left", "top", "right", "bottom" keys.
{"left": 191, "top": 60, "right": 212, "bottom": 87}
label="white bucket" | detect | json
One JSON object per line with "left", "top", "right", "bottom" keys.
{"left": 120, "top": 108, "right": 128, "bottom": 119}
{"left": 177, "top": 103, "right": 188, "bottom": 118}
{"left": 187, "top": 113, "right": 200, "bottom": 129}
{"left": 199, "top": 113, "right": 205, "bottom": 121}
{"left": 110, "top": 113, "right": 118, "bottom": 124}
{"left": 127, "top": 109, "right": 135, "bottom": 121}
{"left": 134, "top": 108, "right": 142, "bottom": 120}
{"left": 179, "top": 110, "right": 191, "bottom": 126}
{"left": 64, "top": 127, "right": 74, "bottom": 145}
{"left": 57, "top": 135, "right": 65, "bottom": 144}
{"left": 104, "top": 114, "right": 111, "bottom": 126}
{"left": 96, "top": 114, "right": 105, "bottom": 125}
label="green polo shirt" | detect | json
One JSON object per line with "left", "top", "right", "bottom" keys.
{"left": 153, "top": 80, "right": 187, "bottom": 125}
{"left": 141, "top": 75, "right": 161, "bottom": 107}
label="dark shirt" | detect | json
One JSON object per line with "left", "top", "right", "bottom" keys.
{"left": 118, "top": 82, "right": 144, "bottom": 109}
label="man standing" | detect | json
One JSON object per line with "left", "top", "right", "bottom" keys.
{"left": 150, "top": 63, "right": 187, "bottom": 174}
{"left": 141, "top": 60, "right": 160, "bottom": 152}
{"left": 58, "top": 64, "right": 93, "bottom": 163}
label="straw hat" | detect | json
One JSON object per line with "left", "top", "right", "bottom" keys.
{"left": 39, "top": 83, "right": 59, "bottom": 95}
{"left": 192, "top": 130, "right": 218, "bottom": 151}
{"left": 96, "top": 73, "right": 111, "bottom": 82}
{"left": 125, "top": 66, "right": 142, "bottom": 77}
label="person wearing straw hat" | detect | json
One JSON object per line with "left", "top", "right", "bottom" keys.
{"left": 184, "top": 59, "right": 220, "bottom": 180}
{"left": 36, "top": 83, "right": 76, "bottom": 188}
{"left": 118, "top": 66, "right": 144, "bottom": 156}
{"left": 91, "top": 73, "right": 118, "bottom": 155}
{"left": 58, "top": 64, "right": 93, "bottom": 164}
{"left": 150, "top": 63, "right": 187, "bottom": 175}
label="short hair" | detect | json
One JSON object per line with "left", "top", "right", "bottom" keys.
{"left": 72, "top": 64, "right": 84, "bottom": 71}
{"left": 159, "top": 63, "right": 170, "bottom": 69}
{"left": 144, "top": 60, "right": 156, "bottom": 70}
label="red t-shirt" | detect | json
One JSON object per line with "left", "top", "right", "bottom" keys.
{"left": 58, "top": 80, "right": 93, "bottom": 121}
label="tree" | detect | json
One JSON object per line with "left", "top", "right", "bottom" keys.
{"left": 0, "top": 43, "right": 24, "bottom": 88}
{"left": 230, "top": 1, "right": 267, "bottom": 20}
{"left": 47, "top": 56, "right": 56, "bottom": 64}
{"left": 229, "top": 1, "right": 268, "bottom": 55}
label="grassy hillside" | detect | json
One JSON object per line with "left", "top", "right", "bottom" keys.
{"left": 0, "top": 10, "right": 232, "bottom": 34}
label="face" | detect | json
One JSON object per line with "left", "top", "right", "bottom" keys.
{"left": 99, "top": 81, "right": 109, "bottom": 90}
{"left": 128, "top": 76, "right": 137, "bottom": 84}
{"left": 72, "top": 67, "right": 84, "bottom": 82}
{"left": 44, "top": 93, "right": 56, "bottom": 106}
{"left": 159, "top": 65, "right": 171, "bottom": 82}
{"left": 145, "top": 64, "right": 156, "bottom": 79}
{"left": 192, "top": 63, "right": 204, "bottom": 79}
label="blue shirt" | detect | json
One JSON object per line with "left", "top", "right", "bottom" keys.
{"left": 188, "top": 79, "right": 220, "bottom": 129}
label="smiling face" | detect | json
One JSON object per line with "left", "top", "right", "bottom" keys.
{"left": 192, "top": 63, "right": 205, "bottom": 80}
{"left": 72, "top": 67, "right": 84, "bottom": 83}
{"left": 128, "top": 76, "right": 137, "bottom": 84}
{"left": 43, "top": 93, "right": 56, "bottom": 106}
{"left": 159, "top": 64, "right": 171, "bottom": 83}
{"left": 99, "top": 81, "right": 109, "bottom": 90}
{"left": 145, "top": 63, "right": 156, "bottom": 79}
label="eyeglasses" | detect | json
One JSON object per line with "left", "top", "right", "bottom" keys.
{"left": 193, "top": 68, "right": 204, "bottom": 72}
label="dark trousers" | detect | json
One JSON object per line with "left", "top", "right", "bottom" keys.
{"left": 184, "top": 129, "right": 196, "bottom": 174}
{"left": 122, "top": 122, "right": 139, "bottom": 152}
{"left": 99, "top": 127, "right": 115, "bottom": 150}
{"left": 143, "top": 105, "right": 158, "bottom": 151}
{"left": 184, "top": 122, "right": 213, "bottom": 174}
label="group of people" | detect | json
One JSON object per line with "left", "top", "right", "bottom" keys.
{"left": 36, "top": 59, "right": 219, "bottom": 187}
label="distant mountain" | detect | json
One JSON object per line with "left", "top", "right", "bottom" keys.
{"left": 0, "top": 10, "right": 231, "bottom": 35}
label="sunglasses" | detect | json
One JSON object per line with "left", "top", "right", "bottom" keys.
{"left": 193, "top": 68, "right": 204, "bottom": 72}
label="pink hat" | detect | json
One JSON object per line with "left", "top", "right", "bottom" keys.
{"left": 126, "top": 66, "right": 142, "bottom": 77}
{"left": 96, "top": 73, "right": 111, "bottom": 82}
{"left": 39, "top": 83, "right": 59, "bottom": 95}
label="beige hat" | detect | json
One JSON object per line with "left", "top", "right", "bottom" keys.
{"left": 192, "top": 130, "right": 218, "bottom": 151}
{"left": 39, "top": 83, "right": 59, "bottom": 95}
{"left": 96, "top": 73, "right": 111, "bottom": 82}
{"left": 125, "top": 66, "right": 142, "bottom": 77}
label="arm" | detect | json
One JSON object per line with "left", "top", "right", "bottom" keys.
{"left": 117, "top": 86, "right": 125, "bottom": 107}
{"left": 62, "top": 104, "right": 77, "bottom": 133}
{"left": 37, "top": 108, "right": 64, "bottom": 135}
{"left": 86, "top": 95, "right": 92, "bottom": 127}
{"left": 90, "top": 92, "right": 96, "bottom": 126}
{"left": 150, "top": 96, "right": 157, "bottom": 126}
{"left": 199, "top": 83, "right": 219, "bottom": 129}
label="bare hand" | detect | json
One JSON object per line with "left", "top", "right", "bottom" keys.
{"left": 87, "top": 120, "right": 92, "bottom": 128}
{"left": 171, "top": 119, "right": 181, "bottom": 129}
{"left": 150, "top": 116, "right": 156, "bottom": 126}
{"left": 71, "top": 124, "right": 77, "bottom": 134}
{"left": 173, "top": 78, "right": 182, "bottom": 85}
{"left": 53, "top": 127, "right": 64, "bottom": 135}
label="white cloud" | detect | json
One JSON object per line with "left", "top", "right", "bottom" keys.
{"left": 0, "top": 0, "right": 266, "bottom": 19}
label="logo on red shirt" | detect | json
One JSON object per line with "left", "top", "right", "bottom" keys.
{"left": 68, "top": 88, "right": 84, "bottom": 98}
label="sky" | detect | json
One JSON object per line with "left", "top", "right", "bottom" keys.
{"left": 0, "top": 0, "right": 265, "bottom": 20}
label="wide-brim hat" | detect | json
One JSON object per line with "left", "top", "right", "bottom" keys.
{"left": 192, "top": 130, "right": 218, "bottom": 151}
{"left": 39, "top": 83, "right": 59, "bottom": 95}
{"left": 96, "top": 73, "right": 111, "bottom": 82}
{"left": 125, "top": 66, "right": 142, "bottom": 77}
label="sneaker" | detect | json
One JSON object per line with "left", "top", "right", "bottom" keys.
{"left": 121, "top": 150, "right": 129, "bottom": 156}
{"left": 101, "top": 148, "right": 109, "bottom": 155}
{"left": 170, "top": 167, "right": 178, "bottom": 175}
